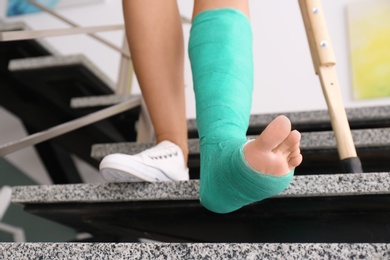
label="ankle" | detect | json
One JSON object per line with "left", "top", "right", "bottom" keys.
{"left": 177, "top": 144, "right": 189, "bottom": 165}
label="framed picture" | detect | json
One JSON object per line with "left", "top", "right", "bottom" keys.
{"left": 0, "top": 0, "right": 106, "bottom": 18}
{"left": 347, "top": 0, "right": 390, "bottom": 99}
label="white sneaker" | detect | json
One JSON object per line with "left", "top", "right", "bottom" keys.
{"left": 99, "top": 141, "right": 189, "bottom": 182}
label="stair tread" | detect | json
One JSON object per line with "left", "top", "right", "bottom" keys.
{"left": 67, "top": 100, "right": 390, "bottom": 128}
{"left": 70, "top": 94, "right": 141, "bottom": 108}
{"left": 187, "top": 105, "right": 390, "bottom": 132}
{"left": 11, "top": 172, "right": 390, "bottom": 204}
{"left": 0, "top": 242, "right": 389, "bottom": 258}
{"left": 251, "top": 105, "right": 390, "bottom": 124}
{"left": 8, "top": 54, "right": 115, "bottom": 90}
{"left": 91, "top": 127, "right": 390, "bottom": 159}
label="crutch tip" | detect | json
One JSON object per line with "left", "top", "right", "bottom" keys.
{"left": 340, "top": 157, "right": 364, "bottom": 173}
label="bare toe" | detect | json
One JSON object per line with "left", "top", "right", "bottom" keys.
{"left": 289, "top": 154, "right": 303, "bottom": 169}
{"left": 287, "top": 144, "right": 301, "bottom": 158}
{"left": 256, "top": 115, "right": 292, "bottom": 151}
{"left": 244, "top": 116, "right": 303, "bottom": 176}
{"left": 276, "top": 130, "right": 301, "bottom": 154}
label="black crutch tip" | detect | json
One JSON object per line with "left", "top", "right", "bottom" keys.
{"left": 340, "top": 157, "right": 364, "bottom": 173}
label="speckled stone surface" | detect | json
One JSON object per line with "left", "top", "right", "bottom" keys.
{"left": 91, "top": 127, "right": 390, "bottom": 160}
{"left": 0, "top": 243, "right": 389, "bottom": 259}
{"left": 11, "top": 172, "right": 390, "bottom": 204}
{"left": 187, "top": 105, "right": 390, "bottom": 131}
{"left": 70, "top": 94, "right": 141, "bottom": 108}
{"left": 8, "top": 55, "right": 115, "bottom": 89}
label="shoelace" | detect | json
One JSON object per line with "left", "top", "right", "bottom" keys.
{"left": 147, "top": 147, "right": 179, "bottom": 160}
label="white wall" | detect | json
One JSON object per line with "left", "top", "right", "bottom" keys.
{"left": 5, "top": 0, "right": 390, "bottom": 116}
{"left": 1, "top": 0, "right": 389, "bottom": 183}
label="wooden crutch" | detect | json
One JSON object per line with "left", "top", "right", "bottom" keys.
{"left": 298, "top": 0, "right": 363, "bottom": 173}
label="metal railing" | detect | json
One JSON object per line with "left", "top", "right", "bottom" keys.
{"left": 0, "top": 97, "right": 142, "bottom": 157}
{"left": 0, "top": 24, "right": 125, "bottom": 41}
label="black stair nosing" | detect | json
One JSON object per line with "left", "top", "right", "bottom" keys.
{"left": 0, "top": 243, "right": 389, "bottom": 259}
{"left": 10, "top": 172, "right": 390, "bottom": 204}
{"left": 90, "top": 127, "right": 390, "bottom": 160}
{"left": 8, "top": 54, "right": 115, "bottom": 90}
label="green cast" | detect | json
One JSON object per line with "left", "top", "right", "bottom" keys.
{"left": 189, "top": 8, "right": 294, "bottom": 213}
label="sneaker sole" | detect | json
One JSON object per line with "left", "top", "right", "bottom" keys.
{"left": 100, "top": 154, "right": 173, "bottom": 183}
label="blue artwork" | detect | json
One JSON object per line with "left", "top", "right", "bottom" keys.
{"left": 7, "top": 0, "right": 60, "bottom": 17}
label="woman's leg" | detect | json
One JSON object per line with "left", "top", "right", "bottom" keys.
{"left": 122, "top": 0, "right": 188, "bottom": 161}
{"left": 99, "top": 1, "right": 189, "bottom": 183}
{"left": 192, "top": 0, "right": 250, "bottom": 17}
{"left": 189, "top": 0, "right": 303, "bottom": 213}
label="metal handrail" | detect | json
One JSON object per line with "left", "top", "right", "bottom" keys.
{"left": 0, "top": 96, "right": 142, "bottom": 157}
{"left": 0, "top": 1, "right": 191, "bottom": 44}
{"left": 28, "top": 0, "right": 131, "bottom": 59}
{"left": 0, "top": 24, "right": 124, "bottom": 42}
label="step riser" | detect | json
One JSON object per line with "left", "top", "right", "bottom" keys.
{"left": 21, "top": 194, "right": 390, "bottom": 243}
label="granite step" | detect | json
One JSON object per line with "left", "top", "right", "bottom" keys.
{"left": 70, "top": 98, "right": 390, "bottom": 136}
{"left": 11, "top": 172, "right": 390, "bottom": 242}
{"left": 11, "top": 172, "right": 390, "bottom": 204}
{"left": 71, "top": 94, "right": 141, "bottom": 109}
{"left": 0, "top": 242, "right": 389, "bottom": 259}
{"left": 91, "top": 127, "right": 390, "bottom": 159}
{"left": 91, "top": 127, "right": 390, "bottom": 175}
{"left": 191, "top": 105, "right": 390, "bottom": 136}
{"left": 9, "top": 54, "right": 116, "bottom": 91}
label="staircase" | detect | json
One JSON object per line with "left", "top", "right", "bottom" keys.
{"left": 5, "top": 103, "right": 390, "bottom": 258}
{"left": 1, "top": 18, "right": 390, "bottom": 259}
{"left": 0, "top": 20, "right": 140, "bottom": 184}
